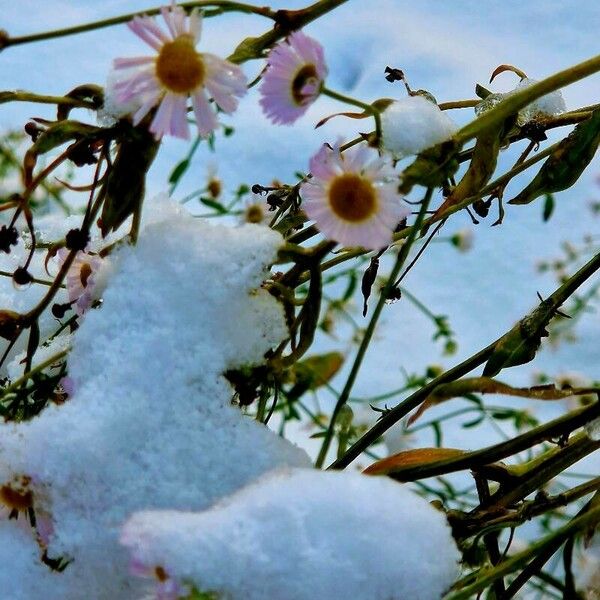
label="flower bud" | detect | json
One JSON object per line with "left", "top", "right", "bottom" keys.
{"left": 0, "top": 309, "right": 24, "bottom": 340}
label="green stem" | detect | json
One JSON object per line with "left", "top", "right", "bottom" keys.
{"left": 1, "top": 1, "right": 276, "bottom": 49}
{"left": 228, "top": 0, "right": 350, "bottom": 63}
{"left": 0, "top": 90, "right": 96, "bottom": 109}
{"left": 315, "top": 188, "right": 434, "bottom": 468}
{"left": 383, "top": 409, "right": 599, "bottom": 483}
{"left": 331, "top": 247, "right": 600, "bottom": 469}
{"left": 446, "top": 503, "right": 600, "bottom": 600}
{"left": 295, "top": 139, "right": 560, "bottom": 286}
{"left": 438, "top": 99, "right": 480, "bottom": 111}
{"left": 321, "top": 86, "right": 382, "bottom": 144}
{"left": 455, "top": 53, "right": 600, "bottom": 144}
{"left": 0, "top": 349, "right": 69, "bottom": 401}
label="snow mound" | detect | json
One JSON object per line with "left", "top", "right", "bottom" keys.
{"left": 0, "top": 202, "right": 310, "bottom": 598}
{"left": 122, "top": 468, "right": 461, "bottom": 600}
{"left": 381, "top": 96, "right": 457, "bottom": 159}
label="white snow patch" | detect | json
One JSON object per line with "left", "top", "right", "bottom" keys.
{"left": 0, "top": 202, "right": 310, "bottom": 598}
{"left": 381, "top": 96, "right": 457, "bottom": 159}
{"left": 122, "top": 467, "right": 461, "bottom": 600}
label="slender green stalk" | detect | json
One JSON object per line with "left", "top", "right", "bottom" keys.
{"left": 0, "top": 349, "right": 69, "bottom": 401}
{"left": 315, "top": 188, "right": 434, "bottom": 468}
{"left": 0, "top": 2, "right": 276, "bottom": 49}
{"left": 228, "top": 0, "right": 350, "bottom": 63}
{"left": 321, "top": 86, "right": 381, "bottom": 143}
{"left": 438, "top": 99, "right": 480, "bottom": 111}
{"left": 331, "top": 247, "right": 600, "bottom": 468}
{"left": 455, "top": 53, "right": 600, "bottom": 144}
{"left": 0, "top": 90, "right": 96, "bottom": 109}
{"left": 445, "top": 503, "right": 600, "bottom": 600}
{"left": 377, "top": 407, "right": 599, "bottom": 482}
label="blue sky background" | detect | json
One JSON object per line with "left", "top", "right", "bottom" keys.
{"left": 1, "top": 1, "right": 600, "bottom": 451}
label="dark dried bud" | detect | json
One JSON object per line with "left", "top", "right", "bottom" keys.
{"left": 24, "top": 121, "right": 41, "bottom": 142}
{"left": 251, "top": 184, "right": 265, "bottom": 195}
{"left": 0, "top": 310, "right": 23, "bottom": 341}
{"left": 361, "top": 257, "right": 380, "bottom": 317}
{"left": 67, "top": 141, "right": 97, "bottom": 167}
{"left": 0, "top": 30, "right": 9, "bottom": 52}
{"left": 12, "top": 267, "right": 32, "bottom": 286}
{"left": 65, "top": 228, "right": 89, "bottom": 251}
{"left": 384, "top": 286, "right": 402, "bottom": 303}
{"left": 207, "top": 178, "right": 222, "bottom": 199}
{"left": 266, "top": 193, "right": 284, "bottom": 211}
{"left": 473, "top": 198, "right": 492, "bottom": 218}
{"left": 394, "top": 217, "right": 408, "bottom": 233}
{"left": 385, "top": 66, "right": 405, "bottom": 83}
{"left": 520, "top": 121, "right": 548, "bottom": 143}
{"left": 0, "top": 225, "right": 19, "bottom": 254}
{"left": 52, "top": 302, "right": 71, "bottom": 319}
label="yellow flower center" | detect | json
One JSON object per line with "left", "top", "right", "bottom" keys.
{"left": 328, "top": 173, "right": 377, "bottom": 223}
{"left": 245, "top": 204, "right": 264, "bottom": 224}
{"left": 291, "top": 64, "right": 318, "bottom": 105}
{"left": 156, "top": 35, "right": 205, "bottom": 94}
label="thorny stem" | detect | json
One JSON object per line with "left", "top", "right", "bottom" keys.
{"left": 381, "top": 405, "right": 600, "bottom": 482}
{"left": 315, "top": 188, "right": 434, "bottom": 468}
{"left": 330, "top": 247, "right": 600, "bottom": 468}
{"left": 446, "top": 502, "right": 600, "bottom": 600}
{"left": 459, "top": 475, "right": 600, "bottom": 537}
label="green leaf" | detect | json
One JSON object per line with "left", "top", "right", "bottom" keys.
{"left": 199, "top": 197, "right": 228, "bottom": 213}
{"left": 482, "top": 297, "right": 560, "bottom": 377}
{"left": 288, "top": 352, "right": 344, "bottom": 401}
{"left": 57, "top": 84, "right": 104, "bottom": 121}
{"left": 542, "top": 193, "right": 555, "bottom": 221}
{"left": 24, "top": 120, "right": 101, "bottom": 185}
{"left": 169, "top": 159, "right": 190, "bottom": 185}
{"left": 100, "top": 126, "right": 160, "bottom": 236}
{"left": 509, "top": 110, "right": 600, "bottom": 205}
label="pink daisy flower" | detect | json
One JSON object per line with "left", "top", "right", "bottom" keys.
{"left": 301, "top": 144, "right": 408, "bottom": 250}
{"left": 112, "top": 4, "right": 247, "bottom": 139}
{"left": 127, "top": 557, "right": 189, "bottom": 600}
{"left": 259, "top": 30, "right": 327, "bottom": 125}
{"left": 57, "top": 250, "right": 107, "bottom": 317}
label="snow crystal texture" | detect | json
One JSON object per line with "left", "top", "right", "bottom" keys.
{"left": 122, "top": 468, "right": 461, "bottom": 600}
{"left": 0, "top": 203, "right": 310, "bottom": 598}
{"left": 381, "top": 95, "right": 457, "bottom": 159}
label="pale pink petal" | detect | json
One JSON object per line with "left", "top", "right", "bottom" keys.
{"left": 259, "top": 31, "right": 326, "bottom": 125}
{"left": 160, "top": 6, "right": 178, "bottom": 39}
{"left": 301, "top": 144, "right": 405, "bottom": 250}
{"left": 189, "top": 9, "right": 202, "bottom": 43}
{"left": 150, "top": 93, "right": 177, "bottom": 139}
{"left": 128, "top": 17, "right": 162, "bottom": 51}
{"left": 113, "top": 56, "right": 155, "bottom": 69}
{"left": 172, "top": 5, "right": 187, "bottom": 36}
{"left": 169, "top": 94, "right": 191, "bottom": 140}
{"left": 138, "top": 16, "right": 171, "bottom": 43}
{"left": 132, "top": 91, "right": 162, "bottom": 125}
{"left": 192, "top": 90, "right": 218, "bottom": 137}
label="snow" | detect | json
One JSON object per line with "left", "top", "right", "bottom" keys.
{"left": 381, "top": 95, "right": 457, "bottom": 159}
{"left": 475, "top": 77, "right": 566, "bottom": 126}
{"left": 515, "top": 77, "right": 567, "bottom": 119}
{"left": 0, "top": 526, "right": 68, "bottom": 600}
{"left": 122, "top": 467, "right": 461, "bottom": 600}
{"left": 0, "top": 201, "right": 310, "bottom": 598}
{"left": 585, "top": 417, "right": 600, "bottom": 441}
